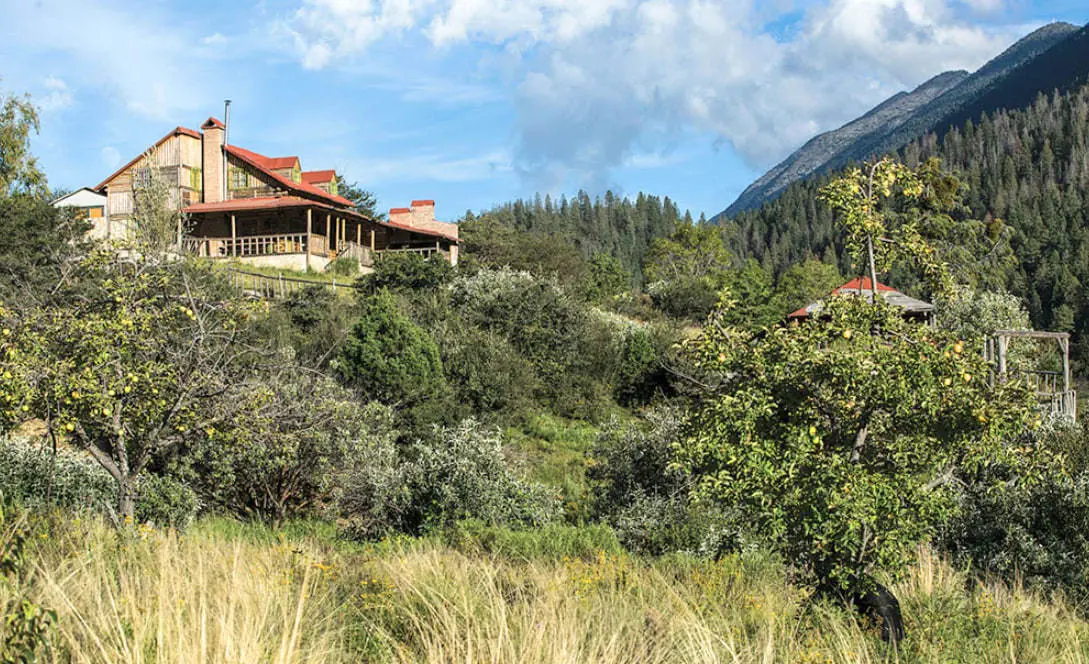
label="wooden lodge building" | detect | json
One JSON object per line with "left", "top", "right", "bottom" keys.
{"left": 88, "top": 116, "right": 458, "bottom": 272}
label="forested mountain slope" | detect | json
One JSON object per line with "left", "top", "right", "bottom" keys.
{"left": 722, "top": 21, "right": 1082, "bottom": 216}
{"left": 726, "top": 83, "right": 1089, "bottom": 366}
{"left": 463, "top": 191, "right": 688, "bottom": 286}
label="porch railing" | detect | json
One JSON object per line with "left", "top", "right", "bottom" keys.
{"left": 183, "top": 233, "right": 326, "bottom": 258}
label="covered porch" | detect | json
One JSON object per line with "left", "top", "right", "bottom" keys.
{"left": 181, "top": 197, "right": 455, "bottom": 271}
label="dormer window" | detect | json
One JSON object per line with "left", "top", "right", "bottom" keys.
{"left": 291, "top": 166, "right": 301, "bottom": 183}
{"left": 329, "top": 178, "right": 338, "bottom": 196}
{"left": 229, "top": 167, "right": 248, "bottom": 190}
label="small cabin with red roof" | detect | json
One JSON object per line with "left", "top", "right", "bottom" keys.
{"left": 788, "top": 277, "right": 936, "bottom": 325}
{"left": 91, "top": 115, "right": 457, "bottom": 272}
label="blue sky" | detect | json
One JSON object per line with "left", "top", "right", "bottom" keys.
{"left": 1, "top": 0, "right": 1084, "bottom": 220}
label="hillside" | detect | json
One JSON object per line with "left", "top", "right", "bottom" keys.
{"left": 722, "top": 21, "right": 1082, "bottom": 217}
{"left": 725, "top": 81, "right": 1089, "bottom": 366}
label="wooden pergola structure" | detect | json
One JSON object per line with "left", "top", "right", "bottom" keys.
{"left": 986, "top": 329, "right": 1077, "bottom": 420}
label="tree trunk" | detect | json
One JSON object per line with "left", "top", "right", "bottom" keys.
{"left": 117, "top": 475, "right": 137, "bottom": 523}
{"left": 866, "top": 233, "right": 879, "bottom": 304}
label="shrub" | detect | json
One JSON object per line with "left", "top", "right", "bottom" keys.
{"left": 614, "top": 326, "right": 668, "bottom": 406}
{"left": 403, "top": 420, "right": 561, "bottom": 533}
{"left": 0, "top": 437, "right": 115, "bottom": 511}
{"left": 0, "top": 437, "right": 198, "bottom": 526}
{"left": 327, "top": 255, "right": 360, "bottom": 276}
{"left": 334, "top": 289, "right": 445, "bottom": 405}
{"left": 135, "top": 474, "right": 200, "bottom": 529}
{"left": 341, "top": 419, "right": 562, "bottom": 539}
{"left": 183, "top": 378, "right": 399, "bottom": 525}
{"left": 362, "top": 253, "right": 452, "bottom": 293}
{"left": 449, "top": 268, "right": 618, "bottom": 415}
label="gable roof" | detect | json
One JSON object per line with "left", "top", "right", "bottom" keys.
{"left": 789, "top": 277, "right": 934, "bottom": 319}
{"left": 94, "top": 126, "right": 201, "bottom": 191}
{"left": 225, "top": 145, "right": 357, "bottom": 210}
{"left": 302, "top": 170, "right": 336, "bottom": 185}
{"left": 265, "top": 156, "right": 300, "bottom": 170}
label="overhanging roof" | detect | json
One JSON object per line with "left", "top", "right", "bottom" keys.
{"left": 789, "top": 277, "right": 934, "bottom": 319}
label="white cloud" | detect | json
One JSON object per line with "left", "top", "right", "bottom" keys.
{"left": 39, "top": 77, "right": 74, "bottom": 112}
{"left": 283, "top": 0, "right": 1029, "bottom": 184}
{"left": 4, "top": 0, "right": 230, "bottom": 121}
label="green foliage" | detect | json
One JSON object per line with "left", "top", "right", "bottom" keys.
{"left": 339, "top": 419, "right": 561, "bottom": 538}
{"left": 0, "top": 437, "right": 197, "bottom": 528}
{"left": 134, "top": 474, "right": 199, "bottom": 529}
{"left": 460, "top": 218, "right": 590, "bottom": 283}
{"left": 644, "top": 220, "right": 733, "bottom": 320}
{"left": 429, "top": 316, "right": 537, "bottom": 417}
{"left": 771, "top": 259, "right": 844, "bottom": 317}
{"left": 0, "top": 255, "right": 252, "bottom": 519}
{"left": 183, "top": 377, "right": 396, "bottom": 525}
{"left": 334, "top": 289, "right": 445, "bottom": 405}
{"left": 255, "top": 285, "right": 357, "bottom": 370}
{"left": 581, "top": 253, "right": 630, "bottom": 304}
{"left": 614, "top": 326, "right": 668, "bottom": 407}
{"left": 729, "top": 88, "right": 1089, "bottom": 366}
{"left": 676, "top": 296, "right": 1041, "bottom": 594}
{"left": 362, "top": 253, "right": 452, "bottom": 293}
{"left": 0, "top": 196, "right": 88, "bottom": 296}
{"left": 327, "top": 255, "right": 360, "bottom": 277}
{"left": 464, "top": 190, "right": 683, "bottom": 287}
{"left": 402, "top": 420, "right": 561, "bottom": 533}
{"left": 0, "top": 90, "right": 46, "bottom": 198}
{"left": 333, "top": 175, "right": 383, "bottom": 220}
{"left": 450, "top": 268, "right": 617, "bottom": 416}
{"left": 935, "top": 286, "right": 1031, "bottom": 341}
{"left": 0, "top": 437, "right": 115, "bottom": 512}
{"left": 587, "top": 409, "right": 736, "bottom": 555}
{"left": 0, "top": 507, "right": 55, "bottom": 663}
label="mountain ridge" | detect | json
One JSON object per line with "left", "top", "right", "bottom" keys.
{"left": 720, "top": 21, "right": 1082, "bottom": 218}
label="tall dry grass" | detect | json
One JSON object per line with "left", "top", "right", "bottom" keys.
{"left": 13, "top": 515, "right": 1089, "bottom": 663}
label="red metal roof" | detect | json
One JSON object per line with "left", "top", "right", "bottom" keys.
{"left": 302, "top": 170, "right": 336, "bottom": 184}
{"left": 384, "top": 218, "right": 458, "bottom": 242}
{"left": 94, "top": 126, "right": 201, "bottom": 191}
{"left": 182, "top": 195, "right": 364, "bottom": 217}
{"left": 265, "top": 156, "right": 300, "bottom": 170}
{"left": 789, "top": 278, "right": 929, "bottom": 319}
{"left": 225, "top": 145, "right": 357, "bottom": 209}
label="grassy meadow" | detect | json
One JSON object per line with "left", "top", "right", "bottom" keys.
{"left": 7, "top": 512, "right": 1088, "bottom": 664}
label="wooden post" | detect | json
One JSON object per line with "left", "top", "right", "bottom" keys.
{"left": 326, "top": 214, "right": 331, "bottom": 254}
{"left": 1061, "top": 336, "right": 1071, "bottom": 395}
{"left": 370, "top": 229, "right": 375, "bottom": 251}
{"left": 306, "top": 209, "right": 312, "bottom": 271}
{"left": 356, "top": 224, "right": 361, "bottom": 247}
{"left": 997, "top": 335, "right": 1008, "bottom": 379}
{"left": 231, "top": 215, "right": 237, "bottom": 258}
{"left": 278, "top": 273, "right": 284, "bottom": 298}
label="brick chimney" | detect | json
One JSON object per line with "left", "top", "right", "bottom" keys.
{"left": 389, "top": 207, "right": 412, "bottom": 226}
{"left": 201, "top": 117, "right": 225, "bottom": 203}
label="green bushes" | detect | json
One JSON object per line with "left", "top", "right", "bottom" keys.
{"left": 339, "top": 419, "right": 561, "bottom": 539}
{"left": 0, "top": 437, "right": 198, "bottom": 527}
{"left": 334, "top": 289, "right": 445, "bottom": 405}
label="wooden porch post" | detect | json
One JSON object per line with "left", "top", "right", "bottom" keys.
{"left": 230, "top": 215, "right": 237, "bottom": 258}
{"left": 1062, "top": 335, "right": 1071, "bottom": 395}
{"left": 325, "top": 214, "right": 331, "bottom": 254}
{"left": 997, "top": 335, "right": 1008, "bottom": 379}
{"left": 306, "top": 208, "right": 312, "bottom": 271}
{"left": 370, "top": 229, "right": 375, "bottom": 252}
{"left": 356, "top": 223, "right": 361, "bottom": 246}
